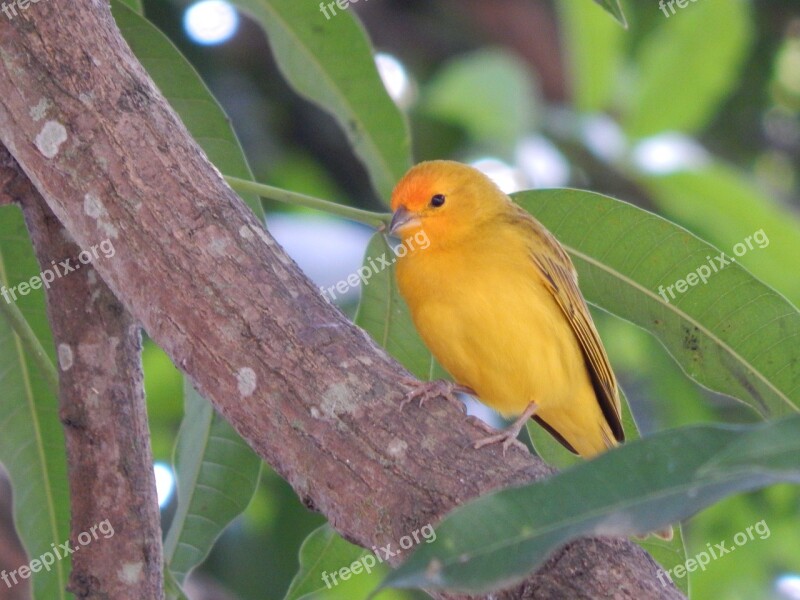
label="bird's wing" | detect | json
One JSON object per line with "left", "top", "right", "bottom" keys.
{"left": 512, "top": 205, "right": 624, "bottom": 442}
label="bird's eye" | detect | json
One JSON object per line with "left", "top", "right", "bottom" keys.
{"left": 430, "top": 194, "right": 446, "bottom": 208}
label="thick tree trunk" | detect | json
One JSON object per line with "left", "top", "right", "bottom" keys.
{"left": 0, "top": 1, "right": 681, "bottom": 598}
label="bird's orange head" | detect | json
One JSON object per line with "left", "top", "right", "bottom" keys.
{"left": 389, "top": 160, "right": 509, "bottom": 246}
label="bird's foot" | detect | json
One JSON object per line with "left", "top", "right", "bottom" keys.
{"left": 473, "top": 402, "right": 538, "bottom": 456}
{"left": 399, "top": 378, "right": 471, "bottom": 413}
{"left": 473, "top": 428, "right": 529, "bottom": 456}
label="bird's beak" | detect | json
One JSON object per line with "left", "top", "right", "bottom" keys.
{"left": 389, "top": 206, "right": 416, "bottom": 236}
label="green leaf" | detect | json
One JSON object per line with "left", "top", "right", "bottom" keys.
{"left": 285, "top": 525, "right": 426, "bottom": 600}
{"left": 110, "top": 0, "right": 263, "bottom": 219}
{"left": 512, "top": 189, "right": 800, "bottom": 418}
{"left": 422, "top": 49, "right": 539, "bottom": 154}
{"left": 527, "top": 388, "right": 689, "bottom": 594}
{"left": 592, "top": 0, "right": 627, "bottom": 28}
{"left": 354, "top": 233, "right": 443, "bottom": 381}
{"left": 285, "top": 525, "right": 377, "bottom": 600}
{"left": 558, "top": 0, "right": 625, "bottom": 113}
{"left": 0, "top": 206, "right": 70, "bottom": 600}
{"left": 615, "top": 391, "right": 687, "bottom": 595}
{"left": 624, "top": 0, "right": 752, "bottom": 138}
{"left": 164, "top": 381, "right": 262, "bottom": 583}
{"left": 381, "top": 415, "right": 800, "bottom": 594}
{"left": 637, "top": 162, "right": 800, "bottom": 306}
{"left": 231, "top": 0, "right": 411, "bottom": 202}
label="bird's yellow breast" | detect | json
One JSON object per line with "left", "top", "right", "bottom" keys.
{"left": 396, "top": 228, "right": 593, "bottom": 420}
{"left": 389, "top": 160, "right": 619, "bottom": 457}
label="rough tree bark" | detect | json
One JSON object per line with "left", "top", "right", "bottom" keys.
{"left": 0, "top": 2, "right": 682, "bottom": 599}
{"left": 1, "top": 145, "right": 164, "bottom": 599}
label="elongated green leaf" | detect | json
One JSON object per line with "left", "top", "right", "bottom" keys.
{"left": 0, "top": 206, "right": 70, "bottom": 600}
{"left": 164, "top": 381, "right": 262, "bottom": 583}
{"left": 110, "top": 0, "right": 263, "bottom": 219}
{"left": 614, "top": 392, "right": 687, "bottom": 594}
{"left": 285, "top": 525, "right": 427, "bottom": 600}
{"left": 558, "top": 0, "right": 625, "bottom": 113}
{"left": 285, "top": 525, "right": 381, "bottom": 600}
{"left": 230, "top": 0, "right": 411, "bottom": 202}
{"left": 592, "top": 0, "right": 626, "bottom": 28}
{"left": 513, "top": 189, "right": 800, "bottom": 418}
{"left": 381, "top": 415, "right": 800, "bottom": 594}
{"left": 527, "top": 385, "right": 688, "bottom": 592}
{"left": 624, "top": 0, "right": 751, "bottom": 137}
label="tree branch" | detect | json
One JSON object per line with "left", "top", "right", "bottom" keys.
{"left": 1, "top": 144, "right": 163, "bottom": 599}
{"left": 0, "top": 3, "right": 681, "bottom": 598}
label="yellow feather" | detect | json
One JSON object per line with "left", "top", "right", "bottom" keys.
{"left": 390, "top": 160, "right": 623, "bottom": 458}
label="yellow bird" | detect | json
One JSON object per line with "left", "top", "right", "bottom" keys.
{"left": 389, "top": 160, "right": 624, "bottom": 458}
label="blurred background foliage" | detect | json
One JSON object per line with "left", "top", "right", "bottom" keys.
{"left": 118, "top": 0, "right": 799, "bottom": 598}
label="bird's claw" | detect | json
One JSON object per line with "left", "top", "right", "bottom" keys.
{"left": 472, "top": 401, "right": 536, "bottom": 456}
{"left": 473, "top": 430, "right": 528, "bottom": 456}
{"left": 399, "top": 378, "right": 468, "bottom": 413}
